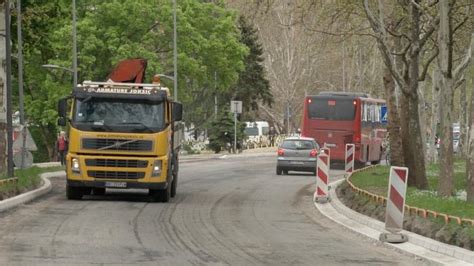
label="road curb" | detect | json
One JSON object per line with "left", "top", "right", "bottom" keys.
{"left": 314, "top": 179, "right": 474, "bottom": 266}
{"left": 0, "top": 171, "right": 65, "bottom": 213}
{"left": 181, "top": 152, "right": 275, "bottom": 163}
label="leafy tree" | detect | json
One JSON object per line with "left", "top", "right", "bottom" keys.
{"left": 11, "top": 0, "right": 71, "bottom": 161}
{"left": 230, "top": 16, "right": 272, "bottom": 116}
{"left": 208, "top": 110, "right": 245, "bottom": 153}
{"left": 12, "top": 0, "right": 248, "bottom": 161}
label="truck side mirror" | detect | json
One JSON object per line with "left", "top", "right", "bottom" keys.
{"left": 172, "top": 102, "right": 183, "bottom": 122}
{"left": 57, "top": 98, "right": 68, "bottom": 126}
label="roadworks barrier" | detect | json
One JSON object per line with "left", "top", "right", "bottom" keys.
{"left": 314, "top": 152, "right": 330, "bottom": 203}
{"left": 346, "top": 165, "right": 474, "bottom": 227}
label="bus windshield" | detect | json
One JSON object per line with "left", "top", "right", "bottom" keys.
{"left": 72, "top": 97, "right": 165, "bottom": 133}
{"left": 308, "top": 98, "right": 355, "bottom": 121}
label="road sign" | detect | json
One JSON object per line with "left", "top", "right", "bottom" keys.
{"left": 381, "top": 105, "right": 388, "bottom": 123}
{"left": 230, "top": 100, "right": 242, "bottom": 114}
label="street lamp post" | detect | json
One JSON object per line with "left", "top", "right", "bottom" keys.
{"left": 72, "top": 0, "right": 78, "bottom": 90}
{"left": 173, "top": 0, "right": 177, "bottom": 101}
{"left": 5, "top": 0, "right": 14, "bottom": 177}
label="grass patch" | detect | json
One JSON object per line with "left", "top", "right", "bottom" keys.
{"left": 350, "top": 161, "right": 474, "bottom": 220}
{"left": 0, "top": 166, "right": 65, "bottom": 200}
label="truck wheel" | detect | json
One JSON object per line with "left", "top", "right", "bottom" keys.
{"left": 171, "top": 160, "right": 178, "bottom": 198}
{"left": 150, "top": 185, "right": 171, "bottom": 203}
{"left": 67, "top": 185, "right": 83, "bottom": 200}
{"left": 92, "top": 188, "right": 106, "bottom": 196}
{"left": 171, "top": 174, "right": 178, "bottom": 198}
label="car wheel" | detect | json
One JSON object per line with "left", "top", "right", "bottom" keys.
{"left": 276, "top": 167, "right": 282, "bottom": 175}
{"left": 283, "top": 170, "right": 289, "bottom": 175}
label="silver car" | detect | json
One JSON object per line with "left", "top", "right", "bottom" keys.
{"left": 276, "top": 137, "right": 320, "bottom": 175}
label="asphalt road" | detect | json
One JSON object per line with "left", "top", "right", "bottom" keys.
{"left": 0, "top": 156, "right": 430, "bottom": 265}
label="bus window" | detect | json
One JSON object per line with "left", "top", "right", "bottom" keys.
{"left": 363, "top": 103, "right": 368, "bottom": 121}
{"left": 308, "top": 98, "right": 356, "bottom": 120}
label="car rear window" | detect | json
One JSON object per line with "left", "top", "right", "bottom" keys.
{"left": 281, "top": 140, "right": 316, "bottom": 150}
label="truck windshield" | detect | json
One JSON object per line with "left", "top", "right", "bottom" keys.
{"left": 72, "top": 98, "right": 165, "bottom": 133}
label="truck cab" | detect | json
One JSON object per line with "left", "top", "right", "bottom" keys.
{"left": 58, "top": 80, "right": 183, "bottom": 202}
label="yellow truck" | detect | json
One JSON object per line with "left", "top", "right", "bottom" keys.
{"left": 57, "top": 77, "right": 183, "bottom": 202}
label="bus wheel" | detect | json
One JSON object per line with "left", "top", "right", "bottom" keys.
{"left": 67, "top": 185, "right": 83, "bottom": 200}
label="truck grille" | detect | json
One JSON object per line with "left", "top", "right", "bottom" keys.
{"left": 88, "top": 171, "right": 145, "bottom": 179}
{"left": 85, "top": 159, "right": 148, "bottom": 168}
{"left": 82, "top": 138, "right": 153, "bottom": 151}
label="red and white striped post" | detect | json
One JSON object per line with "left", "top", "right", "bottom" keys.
{"left": 314, "top": 152, "right": 330, "bottom": 203}
{"left": 321, "top": 147, "right": 331, "bottom": 168}
{"left": 345, "top": 144, "right": 355, "bottom": 175}
{"left": 380, "top": 166, "right": 409, "bottom": 243}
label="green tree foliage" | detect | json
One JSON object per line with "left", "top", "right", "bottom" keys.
{"left": 227, "top": 16, "right": 272, "bottom": 121}
{"left": 208, "top": 110, "right": 245, "bottom": 153}
{"left": 12, "top": 0, "right": 248, "bottom": 161}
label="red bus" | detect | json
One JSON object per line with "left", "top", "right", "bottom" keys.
{"left": 301, "top": 92, "right": 387, "bottom": 165}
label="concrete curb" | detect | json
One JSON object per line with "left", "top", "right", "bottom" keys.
{"left": 181, "top": 151, "right": 275, "bottom": 163}
{"left": 314, "top": 179, "right": 474, "bottom": 265}
{"left": 0, "top": 171, "right": 65, "bottom": 213}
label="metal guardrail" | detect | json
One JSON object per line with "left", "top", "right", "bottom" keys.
{"left": 346, "top": 165, "right": 474, "bottom": 227}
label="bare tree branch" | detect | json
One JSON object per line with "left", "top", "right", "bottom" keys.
{"left": 363, "top": 0, "right": 408, "bottom": 91}
{"left": 419, "top": 48, "right": 439, "bottom": 81}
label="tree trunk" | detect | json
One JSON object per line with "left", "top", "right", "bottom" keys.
{"left": 39, "top": 126, "right": 55, "bottom": 161}
{"left": 399, "top": 89, "right": 416, "bottom": 183}
{"left": 429, "top": 69, "right": 441, "bottom": 163}
{"left": 0, "top": 3, "right": 6, "bottom": 173}
{"left": 383, "top": 67, "right": 403, "bottom": 166}
{"left": 467, "top": 86, "right": 474, "bottom": 202}
{"left": 403, "top": 0, "right": 428, "bottom": 189}
{"left": 437, "top": 0, "right": 454, "bottom": 196}
{"left": 459, "top": 80, "right": 468, "bottom": 156}
{"left": 406, "top": 89, "right": 428, "bottom": 189}
{"left": 438, "top": 77, "right": 455, "bottom": 196}
{"left": 418, "top": 81, "right": 428, "bottom": 164}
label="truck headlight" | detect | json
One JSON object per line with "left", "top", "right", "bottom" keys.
{"left": 152, "top": 160, "right": 162, "bottom": 177}
{"left": 71, "top": 158, "right": 80, "bottom": 173}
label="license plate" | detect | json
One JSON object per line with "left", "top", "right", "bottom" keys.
{"left": 105, "top": 182, "right": 127, "bottom": 188}
{"left": 290, "top": 161, "right": 304, "bottom": 165}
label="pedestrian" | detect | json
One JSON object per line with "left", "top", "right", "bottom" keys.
{"left": 56, "top": 131, "right": 68, "bottom": 166}
{"left": 269, "top": 126, "right": 276, "bottom": 147}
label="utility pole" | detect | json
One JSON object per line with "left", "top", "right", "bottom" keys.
{"left": 17, "top": 0, "right": 27, "bottom": 169}
{"left": 5, "top": 0, "right": 13, "bottom": 177}
{"left": 0, "top": 1, "right": 7, "bottom": 173}
{"left": 214, "top": 71, "right": 217, "bottom": 119}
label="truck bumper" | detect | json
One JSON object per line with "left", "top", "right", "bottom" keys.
{"left": 67, "top": 180, "right": 168, "bottom": 190}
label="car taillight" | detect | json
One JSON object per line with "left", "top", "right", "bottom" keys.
{"left": 278, "top": 149, "right": 285, "bottom": 156}
{"left": 310, "top": 149, "right": 318, "bottom": 157}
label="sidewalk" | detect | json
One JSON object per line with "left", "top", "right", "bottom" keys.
{"left": 315, "top": 179, "right": 474, "bottom": 265}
